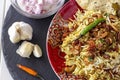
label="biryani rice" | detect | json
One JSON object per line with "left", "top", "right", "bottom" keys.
{"left": 60, "top": 10, "right": 120, "bottom": 80}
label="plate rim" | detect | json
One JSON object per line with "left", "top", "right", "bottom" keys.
{"left": 46, "top": 0, "right": 77, "bottom": 79}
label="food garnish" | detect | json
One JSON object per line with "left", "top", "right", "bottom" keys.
{"left": 78, "top": 18, "right": 105, "bottom": 39}
{"left": 17, "top": 64, "right": 45, "bottom": 80}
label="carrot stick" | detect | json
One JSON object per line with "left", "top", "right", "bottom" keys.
{"left": 17, "top": 64, "right": 45, "bottom": 80}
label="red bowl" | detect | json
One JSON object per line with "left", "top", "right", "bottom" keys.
{"left": 46, "top": 0, "right": 83, "bottom": 79}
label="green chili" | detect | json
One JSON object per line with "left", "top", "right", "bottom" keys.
{"left": 65, "top": 18, "right": 106, "bottom": 46}
{"left": 80, "top": 18, "right": 105, "bottom": 37}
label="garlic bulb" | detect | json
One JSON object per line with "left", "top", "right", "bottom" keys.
{"left": 8, "top": 22, "right": 21, "bottom": 43}
{"left": 16, "top": 41, "right": 34, "bottom": 58}
{"left": 19, "top": 22, "right": 33, "bottom": 40}
{"left": 8, "top": 21, "right": 33, "bottom": 43}
{"left": 33, "top": 44, "right": 42, "bottom": 58}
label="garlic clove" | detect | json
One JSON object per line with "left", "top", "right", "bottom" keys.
{"left": 16, "top": 41, "right": 34, "bottom": 58}
{"left": 8, "top": 22, "right": 21, "bottom": 43}
{"left": 33, "top": 44, "right": 42, "bottom": 58}
{"left": 19, "top": 22, "right": 33, "bottom": 40}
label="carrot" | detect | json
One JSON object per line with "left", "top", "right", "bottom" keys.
{"left": 17, "top": 64, "right": 45, "bottom": 80}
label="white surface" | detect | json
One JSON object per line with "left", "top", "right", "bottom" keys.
{"left": 0, "top": 0, "right": 13, "bottom": 80}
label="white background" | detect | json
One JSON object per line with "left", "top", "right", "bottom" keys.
{"left": 0, "top": 0, "right": 13, "bottom": 80}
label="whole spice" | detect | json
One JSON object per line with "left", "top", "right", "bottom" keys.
{"left": 17, "top": 64, "right": 45, "bottom": 80}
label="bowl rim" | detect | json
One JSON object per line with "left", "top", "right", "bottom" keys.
{"left": 10, "top": 0, "right": 65, "bottom": 19}
{"left": 46, "top": 0, "right": 77, "bottom": 79}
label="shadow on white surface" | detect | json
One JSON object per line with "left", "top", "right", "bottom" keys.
{"left": 0, "top": 0, "right": 13, "bottom": 80}
{"left": 0, "top": 53, "right": 13, "bottom": 80}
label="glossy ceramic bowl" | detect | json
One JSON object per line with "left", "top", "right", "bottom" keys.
{"left": 46, "top": 0, "right": 83, "bottom": 79}
{"left": 11, "top": 0, "right": 65, "bottom": 19}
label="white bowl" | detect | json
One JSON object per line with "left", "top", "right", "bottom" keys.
{"left": 11, "top": 0, "right": 65, "bottom": 19}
